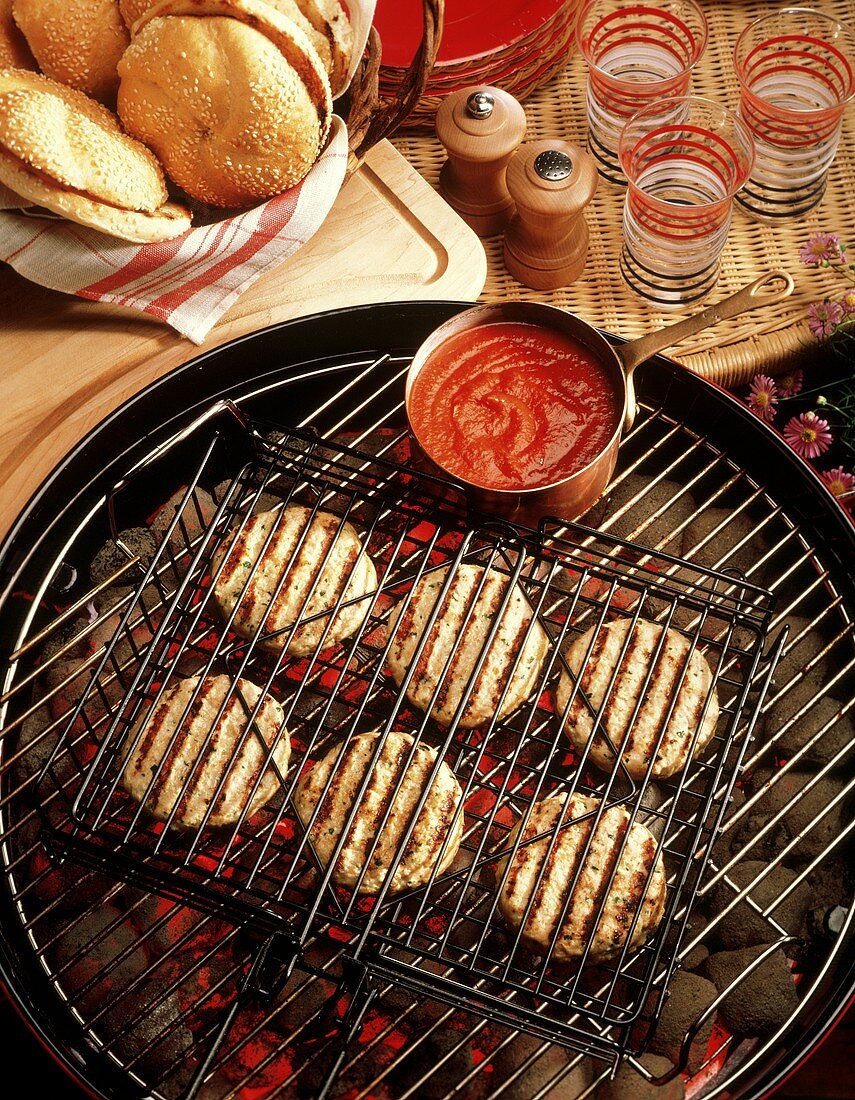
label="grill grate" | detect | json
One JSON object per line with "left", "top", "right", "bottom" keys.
{"left": 33, "top": 401, "right": 776, "bottom": 1070}
{"left": 0, "top": 307, "right": 852, "bottom": 1100}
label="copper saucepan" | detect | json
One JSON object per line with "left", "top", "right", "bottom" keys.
{"left": 405, "top": 271, "right": 795, "bottom": 525}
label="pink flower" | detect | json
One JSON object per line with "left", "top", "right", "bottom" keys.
{"left": 776, "top": 369, "right": 804, "bottom": 397}
{"left": 807, "top": 298, "right": 844, "bottom": 339}
{"left": 799, "top": 232, "right": 845, "bottom": 266}
{"left": 746, "top": 374, "right": 779, "bottom": 421}
{"left": 782, "top": 411, "right": 834, "bottom": 459}
{"left": 820, "top": 466, "right": 855, "bottom": 499}
{"left": 841, "top": 289, "right": 855, "bottom": 317}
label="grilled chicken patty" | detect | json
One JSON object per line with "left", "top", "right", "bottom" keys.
{"left": 211, "top": 505, "right": 377, "bottom": 657}
{"left": 121, "top": 673, "right": 289, "bottom": 828}
{"left": 386, "top": 563, "right": 550, "bottom": 728}
{"left": 294, "top": 731, "right": 464, "bottom": 894}
{"left": 497, "top": 793, "right": 667, "bottom": 962}
{"left": 555, "top": 618, "right": 719, "bottom": 779}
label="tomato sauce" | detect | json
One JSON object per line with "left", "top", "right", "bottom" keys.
{"left": 408, "top": 321, "right": 621, "bottom": 491}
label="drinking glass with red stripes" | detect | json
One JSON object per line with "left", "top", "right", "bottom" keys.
{"left": 617, "top": 96, "right": 755, "bottom": 307}
{"left": 733, "top": 7, "right": 855, "bottom": 220}
{"left": 575, "top": 0, "right": 709, "bottom": 184}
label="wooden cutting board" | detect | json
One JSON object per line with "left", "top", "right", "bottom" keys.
{"left": 0, "top": 140, "right": 487, "bottom": 543}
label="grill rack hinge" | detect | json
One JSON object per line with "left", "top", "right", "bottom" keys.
{"left": 314, "top": 957, "right": 379, "bottom": 1100}
{"left": 183, "top": 931, "right": 300, "bottom": 1100}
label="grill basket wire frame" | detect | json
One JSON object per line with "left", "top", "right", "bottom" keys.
{"left": 0, "top": 312, "right": 852, "bottom": 1100}
{"left": 31, "top": 399, "right": 779, "bottom": 1083}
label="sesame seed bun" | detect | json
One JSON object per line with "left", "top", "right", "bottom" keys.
{"left": 0, "top": 68, "right": 169, "bottom": 211}
{"left": 263, "top": 0, "right": 334, "bottom": 88}
{"left": 0, "top": 177, "right": 23, "bottom": 205}
{"left": 303, "top": 0, "right": 353, "bottom": 97}
{"left": 0, "top": 0, "right": 35, "bottom": 69}
{"left": 0, "top": 68, "right": 189, "bottom": 240}
{"left": 0, "top": 147, "right": 192, "bottom": 240}
{"left": 118, "top": 0, "right": 152, "bottom": 27}
{"left": 266, "top": 0, "right": 352, "bottom": 97}
{"left": 117, "top": 0, "right": 333, "bottom": 207}
{"left": 12, "top": 0, "right": 130, "bottom": 102}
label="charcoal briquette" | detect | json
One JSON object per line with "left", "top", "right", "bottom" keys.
{"left": 641, "top": 971, "right": 718, "bottom": 1075}
{"left": 705, "top": 945, "right": 799, "bottom": 1036}
{"left": 708, "top": 861, "right": 810, "bottom": 950}
{"left": 90, "top": 527, "right": 157, "bottom": 586}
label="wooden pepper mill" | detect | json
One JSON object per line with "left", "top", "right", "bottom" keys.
{"left": 503, "top": 140, "right": 598, "bottom": 290}
{"left": 435, "top": 86, "right": 527, "bottom": 237}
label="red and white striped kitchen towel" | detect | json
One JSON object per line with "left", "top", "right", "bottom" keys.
{"left": 0, "top": 116, "right": 349, "bottom": 345}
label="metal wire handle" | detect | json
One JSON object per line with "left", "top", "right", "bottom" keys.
{"left": 106, "top": 400, "right": 252, "bottom": 541}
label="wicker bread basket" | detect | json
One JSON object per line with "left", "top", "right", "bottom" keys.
{"left": 0, "top": 0, "right": 447, "bottom": 345}
{"left": 342, "top": 0, "right": 444, "bottom": 173}
{"left": 382, "top": 0, "right": 581, "bottom": 132}
{"left": 380, "top": 0, "right": 578, "bottom": 133}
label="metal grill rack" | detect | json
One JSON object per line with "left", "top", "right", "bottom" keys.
{"left": 33, "top": 398, "right": 779, "bottom": 1074}
{"left": 1, "top": 304, "right": 850, "bottom": 1100}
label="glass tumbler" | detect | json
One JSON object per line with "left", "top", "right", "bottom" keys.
{"left": 618, "top": 97, "right": 756, "bottom": 307}
{"left": 734, "top": 8, "right": 855, "bottom": 220}
{"left": 575, "top": 0, "right": 709, "bottom": 183}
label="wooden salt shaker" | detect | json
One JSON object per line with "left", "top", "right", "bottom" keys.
{"left": 435, "top": 86, "right": 527, "bottom": 237}
{"left": 503, "top": 140, "right": 598, "bottom": 290}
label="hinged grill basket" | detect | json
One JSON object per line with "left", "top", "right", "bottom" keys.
{"left": 34, "top": 399, "right": 778, "bottom": 1070}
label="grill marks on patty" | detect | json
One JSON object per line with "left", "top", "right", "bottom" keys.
{"left": 556, "top": 618, "right": 719, "bottom": 779}
{"left": 497, "top": 793, "right": 667, "bottom": 962}
{"left": 121, "top": 673, "right": 289, "bottom": 828}
{"left": 202, "top": 528, "right": 709, "bottom": 959}
{"left": 211, "top": 505, "right": 377, "bottom": 657}
{"left": 294, "top": 731, "right": 464, "bottom": 894}
{"left": 386, "top": 564, "right": 550, "bottom": 728}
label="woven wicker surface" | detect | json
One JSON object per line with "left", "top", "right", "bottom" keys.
{"left": 391, "top": 0, "right": 855, "bottom": 388}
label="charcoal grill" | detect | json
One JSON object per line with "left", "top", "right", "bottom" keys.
{"left": 0, "top": 302, "right": 852, "bottom": 1100}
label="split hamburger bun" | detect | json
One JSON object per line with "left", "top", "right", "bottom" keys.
{"left": 263, "top": 0, "right": 336, "bottom": 92}
{"left": 118, "top": 0, "right": 153, "bottom": 26}
{"left": 0, "top": 177, "right": 23, "bottom": 205}
{"left": 0, "top": 149, "right": 192, "bottom": 238}
{"left": 386, "top": 563, "right": 550, "bottom": 729}
{"left": 555, "top": 618, "right": 720, "bottom": 780}
{"left": 117, "top": 0, "right": 333, "bottom": 207}
{"left": 121, "top": 673, "right": 290, "bottom": 828}
{"left": 12, "top": 0, "right": 130, "bottom": 102}
{"left": 496, "top": 792, "right": 667, "bottom": 963}
{"left": 266, "top": 0, "right": 352, "bottom": 97}
{"left": 0, "top": 69, "right": 167, "bottom": 208}
{"left": 294, "top": 730, "right": 464, "bottom": 894}
{"left": 118, "top": 0, "right": 352, "bottom": 94}
{"left": 0, "top": 68, "right": 191, "bottom": 239}
{"left": 210, "top": 504, "right": 377, "bottom": 658}
{"left": 0, "top": 0, "right": 35, "bottom": 69}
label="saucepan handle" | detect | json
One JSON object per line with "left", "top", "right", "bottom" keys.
{"left": 617, "top": 270, "right": 795, "bottom": 430}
